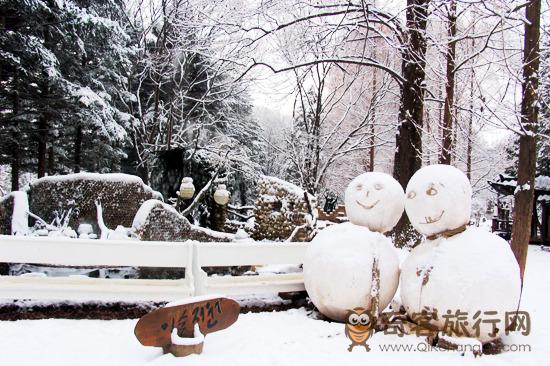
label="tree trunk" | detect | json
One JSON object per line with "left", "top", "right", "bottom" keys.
{"left": 369, "top": 32, "right": 377, "bottom": 172}
{"left": 440, "top": 0, "right": 457, "bottom": 164}
{"left": 392, "top": 0, "right": 429, "bottom": 245}
{"left": 48, "top": 146, "right": 55, "bottom": 175}
{"left": 10, "top": 69, "right": 20, "bottom": 191}
{"left": 74, "top": 124, "right": 83, "bottom": 173}
{"left": 466, "top": 61, "right": 474, "bottom": 180}
{"left": 10, "top": 145, "right": 20, "bottom": 191}
{"left": 511, "top": 0, "right": 541, "bottom": 283}
{"left": 37, "top": 114, "right": 48, "bottom": 178}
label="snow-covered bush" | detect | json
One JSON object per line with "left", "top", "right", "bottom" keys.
{"left": 28, "top": 173, "right": 161, "bottom": 234}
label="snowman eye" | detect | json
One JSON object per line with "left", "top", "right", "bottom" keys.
{"left": 407, "top": 191, "right": 416, "bottom": 199}
{"left": 426, "top": 187, "right": 438, "bottom": 196}
{"left": 355, "top": 184, "right": 363, "bottom": 191}
{"left": 374, "top": 183, "right": 383, "bottom": 190}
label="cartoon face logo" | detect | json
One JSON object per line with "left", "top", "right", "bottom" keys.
{"left": 345, "top": 307, "right": 375, "bottom": 352}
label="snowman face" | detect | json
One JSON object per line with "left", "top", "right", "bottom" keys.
{"left": 344, "top": 172, "right": 405, "bottom": 233}
{"left": 405, "top": 165, "right": 472, "bottom": 237}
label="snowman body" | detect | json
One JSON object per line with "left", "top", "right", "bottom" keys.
{"left": 304, "top": 172, "right": 403, "bottom": 322}
{"left": 401, "top": 165, "right": 521, "bottom": 342}
{"left": 304, "top": 222, "right": 399, "bottom": 321}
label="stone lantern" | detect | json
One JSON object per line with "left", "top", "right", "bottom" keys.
{"left": 178, "top": 177, "right": 195, "bottom": 200}
{"left": 213, "top": 184, "right": 230, "bottom": 206}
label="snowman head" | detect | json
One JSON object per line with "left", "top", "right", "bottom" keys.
{"left": 344, "top": 172, "right": 405, "bottom": 233}
{"left": 405, "top": 164, "right": 472, "bottom": 237}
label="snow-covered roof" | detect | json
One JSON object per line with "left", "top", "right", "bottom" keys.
{"left": 489, "top": 174, "right": 550, "bottom": 194}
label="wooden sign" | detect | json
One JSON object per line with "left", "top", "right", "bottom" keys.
{"left": 135, "top": 296, "right": 240, "bottom": 357}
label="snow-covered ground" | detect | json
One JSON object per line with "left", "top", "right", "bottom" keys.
{"left": 1, "top": 246, "right": 549, "bottom": 366}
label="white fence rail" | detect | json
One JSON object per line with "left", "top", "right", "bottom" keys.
{"left": 0, "top": 235, "right": 308, "bottom": 302}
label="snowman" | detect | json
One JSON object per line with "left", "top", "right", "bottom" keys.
{"left": 303, "top": 172, "right": 403, "bottom": 322}
{"left": 400, "top": 164, "right": 521, "bottom": 343}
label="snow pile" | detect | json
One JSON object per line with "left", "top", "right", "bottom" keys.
{"left": 10, "top": 191, "right": 29, "bottom": 235}
{"left": 171, "top": 323, "right": 204, "bottom": 346}
{"left": 32, "top": 172, "right": 149, "bottom": 187}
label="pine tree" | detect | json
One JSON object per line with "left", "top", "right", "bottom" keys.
{"left": 0, "top": 0, "right": 135, "bottom": 182}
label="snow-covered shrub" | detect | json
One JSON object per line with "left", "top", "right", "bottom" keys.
{"left": 28, "top": 173, "right": 162, "bottom": 233}
{"left": 252, "top": 176, "right": 315, "bottom": 241}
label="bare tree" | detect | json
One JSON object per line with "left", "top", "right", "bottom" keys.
{"left": 511, "top": 0, "right": 541, "bottom": 282}
{"left": 439, "top": 0, "right": 457, "bottom": 164}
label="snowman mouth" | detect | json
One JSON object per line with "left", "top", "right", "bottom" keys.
{"left": 356, "top": 199, "right": 380, "bottom": 210}
{"left": 421, "top": 210, "right": 445, "bottom": 224}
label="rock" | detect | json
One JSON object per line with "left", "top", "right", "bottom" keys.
{"left": 133, "top": 200, "right": 233, "bottom": 242}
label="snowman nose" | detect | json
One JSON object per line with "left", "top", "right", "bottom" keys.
{"left": 365, "top": 190, "right": 370, "bottom": 197}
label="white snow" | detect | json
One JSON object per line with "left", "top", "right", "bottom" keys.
{"left": 165, "top": 295, "right": 225, "bottom": 308}
{"left": 171, "top": 323, "right": 205, "bottom": 346}
{"left": 259, "top": 175, "right": 315, "bottom": 203}
{"left": 78, "top": 224, "right": 94, "bottom": 236}
{"left": 1, "top": 246, "right": 548, "bottom": 366}
{"left": 535, "top": 176, "right": 550, "bottom": 190}
{"left": 62, "top": 228, "right": 78, "bottom": 238}
{"left": 132, "top": 199, "right": 164, "bottom": 229}
{"left": 31, "top": 173, "right": 154, "bottom": 193}
{"left": 304, "top": 222, "right": 399, "bottom": 322}
{"left": 10, "top": 191, "right": 29, "bottom": 235}
{"left": 344, "top": 172, "right": 405, "bottom": 233}
{"left": 515, "top": 183, "right": 531, "bottom": 194}
{"left": 191, "top": 225, "right": 235, "bottom": 240}
{"left": 405, "top": 164, "right": 472, "bottom": 237}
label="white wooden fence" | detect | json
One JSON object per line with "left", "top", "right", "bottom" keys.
{"left": 0, "top": 235, "right": 307, "bottom": 302}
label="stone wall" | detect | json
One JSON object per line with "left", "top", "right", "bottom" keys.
{"left": 252, "top": 176, "right": 315, "bottom": 241}
{"left": 28, "top": 173, "right": 161, "bottom": 232}
{"left": 317, "top": 205, "right": 348, "bottom": 223}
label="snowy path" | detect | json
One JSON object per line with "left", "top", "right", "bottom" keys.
{"left": 1, "top": 246, "right": 549, "bottom": 366}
